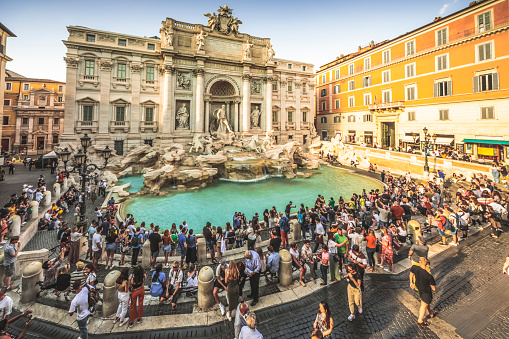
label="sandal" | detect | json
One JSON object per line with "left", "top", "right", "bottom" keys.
{"left": 430, "top": 310, "right": 438, "bottom": 318}
{"left": 418, "top": 321, "right": 430, "bottom": 326}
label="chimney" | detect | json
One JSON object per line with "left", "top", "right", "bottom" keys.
{"left": 370, "top": 40, "right": 374, "bottom": 47}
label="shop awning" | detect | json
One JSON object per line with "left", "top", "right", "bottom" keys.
{"left": 435, "top": 137, "right": 454, "bottom": 145}
{"left": 462, "top": 139, "right": 509, "bottom": 145}
{"left": 400, "top": 136, "right": 420, "bottom": 143}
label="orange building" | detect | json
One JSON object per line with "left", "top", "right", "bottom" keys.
{"left": 316, "top": 0, "right": 509, "bottom": 161}
{"left": 0, "top": 22, "right": 15, "bottom": 158}
{"left": 3, "top": 70, "right": 65, "bottom": 155}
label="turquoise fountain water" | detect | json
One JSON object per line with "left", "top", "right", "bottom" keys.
{"left": 119, "top": 166, "right": 382, "bottom": 231}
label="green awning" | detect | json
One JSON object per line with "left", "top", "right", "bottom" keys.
{"left": 462, "top": 139, "right": 509, "bottom": 145}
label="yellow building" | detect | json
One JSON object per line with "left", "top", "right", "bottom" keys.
{"left": 0, "top": 22, "right": 16, "bottom": 156}
{"left": 316, "top": 0, "right": 509, "bottom": 162}
{"left": 3, "top": 70, "right": 65, "bottom": 155}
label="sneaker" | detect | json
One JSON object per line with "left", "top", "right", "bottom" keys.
{"left": 219, "top": 303, "right": 226, "bottom": 316}
{"left": 137, "top": 318, "right": 142, "bottom": 324}
{"left": 348, "top": 314, "right": 355, "bottom": 322}
{"left": 449, "top": 242, "right": 458, "bottom": 246}
{"left": 439, "top": 243, "right": 448, "bottom": 246}
{"left": 119, "top": 319, "right": 128, "bottom": 327}
{"left": 129, "top": 322, "right": 134, "bottom": 328}
{"left": 165, "top": 264, "right": 169, "bottom": 268}
{"left": 227, "top": 312, "right": 232, "bottom": 321}
{"left": 358, "top": 306, "right": 363, "bottom": 314}
{"left": 113, "top": 317, "right": 119, "bottom": 324}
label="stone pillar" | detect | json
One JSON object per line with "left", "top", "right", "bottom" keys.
{"left": 278, "top": 249, "right": 293, "bottom": 287}
{"left": 197, "top": 266, "right": 215, "bottom": 309}
{"left": 242, "top": 74, "right": 251, "bottom": 132}
{"left": 62, "top": 178, "right": 68, "bottom": 191}
{"left": 53, "top": 183, "right": 61, "bottom": 198}
{"left": 197, "top": 236, "right": 207, "bottom": 265}
{"left": 265, "top": 78, "right": 273, "bottom": 132}
{"left": 234, "top": 101, "right": 240, "bottom": 132}
{"left": 161, "top": 65, "right": 174, "bottom": 134}
{"left": 290, "top": 220, "right": 301, "bottom": 242}
{"left": 42, "top": 191, "right": 51, "bottom": 207}
{"left": 97, "top": 57, "right": 113, "bottom": 140}
{"left": 14, "top": 117, "right": 21, "bottom": 145}
{"left": 194, "top": 69, "right": 205, "bottom": 133}
{"left": 8, "top": 215, "right": 21, "bottom": 237}
{"left": 205, "top": 100, "right": 210, "bottom": 133}
{"left": 29, "top": 201, "right": 39, "bottom": 221}
{"left": 102, "top": 270, "right": 121, "bottom": 317}
{"left": 61, "top": 56, "right": 79, "bottom": 145}
{"left": 129, "top": 64, "right": 142, "bottom": 140}
{"left": 28, "top": 117, "right": 34, "bottom": 151}
{"left": 141, "top": 239, "right": 151, "bottom": 268}
{"left": 21, "top": 262, "right": 43, "bottom": 304}
{"left": 280, "top": 81, "right": 287, "bottom": 132}
{"left": 47, "top": 117, "right": 54, "bottom": 151}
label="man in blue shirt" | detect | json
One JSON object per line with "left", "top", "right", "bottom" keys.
{"left": 233, "top": 212, "right": 240, "bottom": 230}
{"left": 131, "top": 228, "right": 143, "bottom": 267}
{"left": 279, "top": 212, "right": 290, "bottom": 249}
{"left": 178, "top": 228, "right": 188, "bottom": 270}
{"left": 245, "top": 250, "right": 261, "bottom": 306}
{"left": 266, "top": 246, "right": 280, "bottom": 283}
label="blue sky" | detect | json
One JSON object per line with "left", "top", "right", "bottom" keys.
{"left": 1, "top": 0, "right": 469, "bottom": 82}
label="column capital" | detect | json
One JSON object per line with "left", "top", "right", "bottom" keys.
{"left": 63, "top": 57, "right": 79, "bottom": 68}
{"left": 160, "top": 64, "right": 175, "bottom": 74}
{"left": 131, "top": 64, "right": 143, "bottom": 73}
{"left": 99, "top": 60, "right": 113, "bottom": 71}
{"left": 264, "top": 76, "right": 275, "bottom": 83}
{"left": 242, "top": 74, "right": 252, "bottom": 81}
{"left": 192, "top": 68, "right": 205, "bottom": 77}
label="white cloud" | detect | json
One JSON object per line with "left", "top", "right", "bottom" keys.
{"left": 439, "top": 3, "right": 449, "bottom": 15}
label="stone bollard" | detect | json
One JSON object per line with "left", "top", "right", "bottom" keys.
{"left": 278, "top": 249, "right": 293, "bottom": 287}
{"left": 21, "top": 262, "right": 43, "bottom": 304}
{"left": 101, "top": 235, "right": 108, "bottom": 262}
{"left": 53, "top": 183, "right": 61, "bottom": 198}
{"left": 62, "top": 178, "right": 68, "bottom": 191}
{"left": 291, "top": 220, "right": 301, "bottom": 242}
{"left": 29, "top": 201, "right": 39, "bottom": 221}
{"left": 8, "top": 215, "right": 21, "bottom": 237}
{"left": 197, "top": 236, "right": 207, "bottom": 265}
{"left": 42, "top": 191, "right": 51, "bottom": 207}
{"left": 197, "top": 266, "right": 215, "bottom": 309}
{"left": 141, "top": 239, "right": 151, "bottom": 268}
{"left": 407, "top": 220, "right": 422, "bottom": 245}
{"left": 102, "top": 270, "right": 121, "bottom": 317}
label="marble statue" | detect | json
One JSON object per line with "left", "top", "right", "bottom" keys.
{"left": 243, "top": 41, "right": 253, "bottom": 59}
{"left": 204, "top": 13, "right": 217, "bottom": 31}
{"left": 204, "top": 5, "right": 241, "bottom": 36}
{"left": 247, "top": 135, "right": 261, "bottom": 153}
{"left": 267, "top": 44, "right": 275, "bottom": 63}
{"left": 176, "top": 103, "right": 190, "bottom": 130}
{"left": 251, "top": 80, "right": 261, "bottom": 94}
{"left": 196, "top": 30, "right": 207, "bottom": 51}
{"left": 164, "top": 26, "right": 174, "bottom": 47}
{"left": 251, "top": 105, "right": 261, "bottom": 128}
{"left": 190, "top": 134, "right": 204, "bottom": 153}
{"left": 212, "top": 105, "right": 233, "bottom": 133}
{"left": 177, "top": 72, "right": 190, "bottom": 90}
{"left": 229, "top": 17, "right": 242, "bottom": 35}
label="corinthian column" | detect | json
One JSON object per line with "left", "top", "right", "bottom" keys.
{"left": 194, "top": 68, "right": 205, "bottom": 133}
{"left": 265, "top": 77, "right": 273, "bottom": 132}
{"left": 161, "top": 65, "right": 175, "bottom": 134}
{"left": 242, "top": 74, "right": 251, "bottom": 132}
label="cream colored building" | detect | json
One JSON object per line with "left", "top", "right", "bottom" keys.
{"left": 0, "top": 22, "right": 16, "bottom": 155}
{"left": 61, "top": 6, "right": 315, "bottom": 154}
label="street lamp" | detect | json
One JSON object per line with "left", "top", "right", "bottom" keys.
{"left": 422, "top": 127, "right": 437, "bottom": 173}
{"left": 57, "top": 134, "right": 111, "bottom": 229}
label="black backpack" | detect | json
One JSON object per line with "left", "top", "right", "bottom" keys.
{"left": 131, "top": 234, "right": 140, "bottom": 247}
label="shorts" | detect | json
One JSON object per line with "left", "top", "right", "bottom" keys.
{"left": 151, "top": 251, "right": 159, "bottom": 258}
{"left": 105, "top": 243, "right": 117, "bottom": 252}
{"left": 338, "top": 253, "right": 348, "bottom": 264}
{"left": 4, "top": 263, "right": 15, "bottom": 277}
{"left": 438, "top": 227, "right": 457, "bottom": 236}
{"left": 180, "top": 249, "right": 187, "bottom": 260}
{"left": 206, "top": 240, "right": 215, "bottom": 251}
{"left": 163, "top": 244, "right": 172, "bottom": 253}
{"left": 213, "top": 279, "right": 225, "bottom": 290}
{"left": 88, "top": 240, "right": 92, "bottom": 249}
{"left": 292, "top": 260, "right": 302, "bottom": 269}
{"left": 93, "top": 250, "right": 102, "bottom": 260}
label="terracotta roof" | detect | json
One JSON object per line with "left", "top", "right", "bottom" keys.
{"left": 0, "top": 22, "right": 16, "bottom": 37}
{"left": 5, "top": 70, "right": 64, "bottom": 84}
{"left": 5, "top": 70, "right": 25, "bottom": 78}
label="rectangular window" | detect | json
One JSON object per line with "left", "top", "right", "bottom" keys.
{"left": 348, "top": 64, "right": 354, "bottom": 75}
{"left": 334, "top": 69, "right": 340, "bottom": 79}
{"left": 477, "top": 42, "right": 493, "bottom": 62}
{"left": 478, "top": 11, "right": 491, "bottom": 32}
{"left": 406, "top": 40, "right": 415, "bottom": 56}
{"left": 333, "top": 85, "right": 340, "bottom": 94}
{"left": 85, "top": 60, "right": 95, "bottom": 76}
{"left": 3, "top": 99, "right": 10, "bottom": 106}
{"left": 437, "top": 28, "right": 448, "bottom": 46}
{"left": 436, "top": 54, "right": 448, "bottom": 71}
{"left": 54, "top": 118, "right": 60, "bottom": 125}
{"left": 288, "top": 111, "right": 293, "bottom": 122}
{"left": 362, "top": 76, "right": 371, "bottom": 88}
{"left": 83, "top": 105, "right": 93, "bottom": 121}
{"left": 146, "top": 66, "right": 155, "bottom": 81}
{"left": 383, "top": 50, "right": 391, "bottom": 64}
{"left": 118, "top": 39, "right": 127, "bottom": 46}
{"left": 321, "top": 74, "right": 326, "bottom": 84}
{"left": 2, "top": 116, "right": 8, "bottom": 125}
{"left": 348, "top": 115, "right": 355, "bottom": 122}
{"left": 288, "top": 64, "right": 292, "bottom": 69}
{"left": 321, "top": 102, "right": 326, "bottom": 111}
{"left": 117, "top": 64, "right": 126, "bottom": 79}
{"left": 23, "top": 95, "right": 29, "bottom": 101}
{"left": 473, "top": 72, "right": 499, "bottom": 92}
{"left": 5, "top": 83, "right": 11, "bottom": 90}
{"left": 144, "top": 139, "right": 153, "bottom": 146}
{"left": 58, "top": 96, "right": 63, "bottom": 102}
{"left": 114, "top": 140, "right": 124, "bottom": 155}
{"left": 302, "top": 112, "right": 308, "bottom": 122}
{"left": 335, "top": 99, "right": 340, "bottom": 109}
{"left": 320, "top": 88, "right": 327, "bottom": 97}
{"left": 58, "top": 85, "right": 63, "bottom": 92}
{"left": 53, "top": 135, "right": 59, "bottom": 144}
{"left": 348, "top": 96, "right": 355, "bottom": 107}
{"left": 405, "top": 63, "right": 415, "bottom": 78}
{"left": 38, "top": 117, "right": 45, "bottom": 125}
{"left": 86, "top": 34, "right": 95, "bottom": 42}
{"left": 382, "top": 90, "right": 391, "bottom": 103}
{"left": 363, "top": 93, "right": 371, "bottom": 106}
{"left": 288, "top": 81, "right": 293, "bottom": 92}
{"left": 320, "top": 117, "right": 327, "bottom": 123}
{"left": 334, "top": 116, "right": 341, "bottom": 123}
{"left": 348, "top": 80, "right": 355, "bottom": 91}
{"left": 481, "top": 106, "right": 494, "bottom": 119}
{"left": 302, "top": 66, "right": 306, "bottom": 71}
{"left": 439, "top": 109, "right": 449, "bottom": 120}
{"left": 22, "top": 118, "right": 29, "bottom": 125}
{"left": 408, "top": 111, "right": 416, "bottom": 121}
{"left": 302, "top": 83, "right": 307, "bottom": 92}
{"left": 145, "top": 107, "right": 154, "bottom": 121}
{"left": 364, "top": 58, "right": 371, "bottom": 70}
{"left": 23, "top": 84, "right": 29, "bottom": 90}
{"left": 21, "top": 135, "right": 27, "bottom": 144}
{"left": 272, "top": 111, "right": 278, "bottom": 122}
{"left": 147, "top": 43, "right": 155, "bottom": 50}
{"left": 363, "top": 114, "right": 373, "bottom": 122}
{"left": 382, "top": 70, "right": 391, "bottom": 83}
{"left": 116, "top": 106, "right": 125, "bottom": 121}
{"left": 406, "top": 85, "right": 416, "bottom": 100}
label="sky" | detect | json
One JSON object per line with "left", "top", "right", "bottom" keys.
{"left": 1, "top": 0, "right": 470, "bottom": 82}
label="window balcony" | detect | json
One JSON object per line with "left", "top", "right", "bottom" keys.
{"left": 272, "top": 122, "right": 280, "bottom": 131}
{"left": 79, "top": 74, "right": 99, "bottom": 87}
{"left": 301, "top": 121, "right": 311, "bottom": 129}
{"left": 286, "top": 122, "right": 296, "bottom": 130}
{"left": 142, "top": 79, "right": 159, "bottom": 91}
{"left": 368, "top": 101, "right": 405, "bottom": 112}
{"left": 112, "top": 77, "right": 131, "bottom": 89}
{"left": 76, "top": 120, "right": 98, "bottom": 133}
{"left": 109, "top": 120, "right": 129, "bottom": 133}
{"left": 140, "top": 120, "right": 158, "bottom": 132}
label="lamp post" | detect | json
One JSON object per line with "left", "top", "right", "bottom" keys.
{"left": 422, "top": 127, "right": 437, "bottom": 174}
{"left": 58, "top": 134, "right": 111, "bottom": 228}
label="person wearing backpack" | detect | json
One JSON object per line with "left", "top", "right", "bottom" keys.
{"left": 130, "top": 227, "right": 144, "bottom": 267}
{"left": 434, "top": 209, "right": 458, "bottom": 247}
{"left": 150, "top": 264, "right": 166, "bottom": 301}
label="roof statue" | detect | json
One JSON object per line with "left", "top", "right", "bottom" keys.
{"left": 204, "top": 5, "right": 242, "bottom": 36}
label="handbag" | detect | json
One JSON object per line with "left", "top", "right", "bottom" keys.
{"left": 375, "top": 240, "right": 381, "bottom": 253}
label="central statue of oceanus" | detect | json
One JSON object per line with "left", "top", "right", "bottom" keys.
{"left": 210, "top": 105, "right": 232, "bottom": 133}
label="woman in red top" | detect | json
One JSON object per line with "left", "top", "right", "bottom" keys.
{"left": 364, "top": 229, "right": 377, "bottom": 272}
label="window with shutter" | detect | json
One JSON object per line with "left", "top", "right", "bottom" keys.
{"left": 382, "top": 70, "right": 390, "bottom": 83}
{"left": 348, "top": 96, "right": 355, "bottom": 107}
{"left": 436, "top": 28, "right": 447, "bottom": 46}
{"left": 334, "top": 116, "right": 341, "bottom": 123}
{"left": 476, "top": 73, "right": 499, "bottom": 92}
{"left": 436, "top": 55, "right": 448, "bottom": 71}
{"left": 434, "top": 81, "right": 451, "bottom": 97}
{"left": 364, "top": 93, "right": 371, "bottom": 105}
{"left": 321, "top": 102, "right": 326, "bottom": 111}
{"left": 382, "top": 90, "right": 391, "bottom": 103}
{"left": 145, "top": 107, "right": 154, "bottom": 121}
{"left": 83, "top": 106, "right": 93, "bottom": 121}
{"left": 481, "top": 107, "right": 494, "bottom": 119}
{"left": 364, "top": 58, "right": 371, "bottom": 70}
{"left": 334, "top": 70, "right": 340, "bottom": 79}
{"left": 335, "top": 99, "right": 340, "bottom": 109}
{"left": 116, "top": 106, "right": 125, "bottom": 121}
{"left": 348, "top": 80, "right": 355, "bottom": 91}
{"left": 406, "top": 86, "right": 416, "bottom": 100}
{"left": 439, "top": 109, "right": 449, "bottom": 120}
{"left": 478, "top": 12, "right": 491, "bottom": 32}
{"left": 406, "top": 40, "right": 415, "bottom": 56}
{"left": 383, "top": 50, "right": 390, "bottom": 64}
{"left": 477, "top": 42, "right": 493, "bottom": 62}
{"left": 406, "top": 63, "right": 415, "bottom": 78}
{"left": 408, "top": 111, "right": 416, "bottom": 121}
{"left": 349, "top": 64, "right": 354, "bottom": 75}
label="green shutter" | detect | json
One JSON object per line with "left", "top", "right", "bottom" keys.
{"left": 492, "top": 72, "right": 499, "bottom": 90}
{"left": 447, "top": 81, "right": 452, "bottom": 96}
{"left": 473, "top": 76, "right": 479, "bottom": 93}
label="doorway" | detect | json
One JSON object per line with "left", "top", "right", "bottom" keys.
{"left": 37, "top": 137, "right": 45, "bottom": 150}
{"left": 321, "top": 130, "right": 327, "bottom": 140}
{"left": 381, "top": 122, "right": 395, "bottom": 148}
{"left": 1, "top": 139, "right": 9, "bottom": 153}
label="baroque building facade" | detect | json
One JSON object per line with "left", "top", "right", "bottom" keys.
{"left": 315, "top": 0, "right": 509, "bottom": 162}
{"left": 2, "top": 70, "right": 65, "bottom": 155}
{"left": 0, "top": 22, "right": 16, "bottom": 155}
{"left": 61, "top": 5, "right": 315, "bottom": 155}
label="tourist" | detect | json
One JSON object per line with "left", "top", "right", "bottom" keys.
{"left": 186, "top": 264, "right": 198, "bottom": 296}
{"left": 365, "top": 229, "right": 377, "bottom": 272}
{"left": 326, "top": 232, "right": 341, "bottom": 283}
{"left": 318, "top": 244, "right": 329, "bottom": 286}
{"left": 255, "top": 247, "right": 267, "bottom": 274}
{"left": 226, "top": 259, "right": 240, "bottom": 321}
{"left": 0, "top": 309, "right": 32, "bottom": 339}
{"left": 245, "top": 250, "right": 261, "bottom": 306}
{"left": 435, "top": 209, "right": 458, "bottom": 246}
{"left": 148, "top": 226, "right": 162, "bottom": 270}
{"left": 54, "top": 264, "right": 71, "bottom": 301}
{"left": 349, "top": 245, "right": 367, "bottom": 284}
{"left": 234, "top": 302, "right": 249, "bottom": 339}
{"left": 313, "top": 217, "right": 325, "bottom": 252}
{"left": 69, "top": 280, "right": 90, "bottom": 339}
{"left": 334, "top": 229, "right": 349, "bottom": 276}
{"left": 313, "top": 301, "right": 333, "bottom": 337}
{"left": 301, "top": 240, "right": 317, "bottom": 281}
{"left": 239, "top": 313, "right": 263, "bottom": 339}
{"left": 379, "top": 227, "right": 393, "bottom": 272}
{"left": 490, "top": 162, "right": 500, "bottom": 183}
{"left": 245, "top": 227, "right": 257, "bottom": 251}
{"left": 285, "top": 201, "right": 295, "bottom": 219}
{"left": 216, "top": 226, "right": 225, "bottom": 260}
{"left": 263, "top": 209, "right": 270, "bottom": 229}
{"left": 186, "top": 229, "right": 197, "bottom": 265}
{"left": 409, "top": 257, "right": 437, "bottom": 326}
{"left": 68, "top": 226, "right": 83, "bottom": 265}
{"left": 266, "top": 246, "right": 279, "bottom": 282}
{"left": 408, "top": 236, "right": 429, "bottom": 265}
{"left": 289, "top": 242, "right": 307, "bottom": 286}
{"left": 237, "top": 261, "right": 248, "bottom": 302}
{"left": 105, "top": 228, "right": 118, "bottom": 269}
{"left": 269, "top": 230, "right": 282, "bottom": 253}
{"left": 91, "top": 225, "right": 102, "bottom": 270}
{"left": 129, "top": 265, "right": 146, "bottom": 327}
{"left": 345, "top": 264, "right": 363, "bottom": 322}
{"left": 486, "top": 205, "right": 503, "bottom": 239}
{"left": 70, "top": 261, "right": 86, "bottom": 288}
{"left": 118, "top": 229, "right": 130, "bottom": 266}
{"left": 0, "top": 288, "right": 13, "bottom": 320}
{"left": 85, "top": 222, "right": 97, "bottom": 262}
{"left": 178, "top": 227, "right": 188, "bottom": 269}
{"left": 203, "top": 222, "right": 216, "bottom": 264}
{"left": 278, "top": 212, "right": 290, "bottom": 249}
{"left": 213, "top": 260, "right": 228, "bottom": 315}
{"left": 131, "top": 227, "right": 144, "bottom": 266}
{"left": 150, "top": 263, "right": 166, "bottom": 301}
{"left": 164, "top": 261, "right": 183, "bottom": 310}
{"left": 3, "top": 236, "right": 20, "bottom": 290}
{"left": 311, "top": 329, "right": 324, "bottom": 339}
{"left": 84, "top": 263, "right": 97, "bottom": 287}
{"left": 114, "top": 268, "right": 129, "bottom": 327}
{"left": 38, "top": 249, "right": 65, "bottom": 290}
